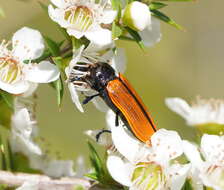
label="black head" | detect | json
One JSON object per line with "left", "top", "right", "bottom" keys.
{"left": 85, "top": 62, "right": 117, "bottom": 91}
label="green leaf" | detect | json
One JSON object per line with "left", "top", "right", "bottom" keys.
{"left": 50, "top": 77, "right": 64, "bottom": 107}
{"left": 112, "top": 22, "right": 123, "bottom": 40}
{"left": 149, "top": 2, "right": 167, "bottom": 10}
{"left": 0, "top": 6, "right": 5, "bottom": 18}
{"left": 88, "top": 141, "right": 105, "bottom": 178}
{"left": 0, "top": 136, "right": 7, "bottom": 170}
{"left": 0, "top": 91, "right": 14, "bottom": 111}
{"left": 58, "top": 27, "right": 72, "bottom": 43}
{"left": 0, "top": 99, "right": 12, "bottom": 129}
{"left": 125, "top": 27, "right": 145, "bottom": 49}
{"left": 72, "top": 37, "right": 83, "bottom": 51}
{"left": 151, "top": 9, "right": 184, "bottom": 30}
{"left": 181, "top": 179, "right": 194, "bottom": 190}
{"left": 85, "top": 172, "right": 98, "bottom": 181}
{"left": 111, "top": 0, "right": 122, "bottom": 10}
{"left": 7, "top": 140, "right": 15, "bottom": 171}
{"left": 119, "top": 35, "right": 135, "bottom": 41}
{"left": 44, "top": 36, "right": 60, "bottom": 56}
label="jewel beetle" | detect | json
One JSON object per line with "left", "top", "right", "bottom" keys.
{"left": 70, "top": 61, "right": 157, "bottom": 143}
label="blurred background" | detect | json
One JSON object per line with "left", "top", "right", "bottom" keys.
{"left": 0, "top": 0, "right": 223, "bottom": 161}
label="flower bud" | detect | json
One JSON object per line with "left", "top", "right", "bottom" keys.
{"left": 122, "top": 1, "right": 151, "bottom": 31}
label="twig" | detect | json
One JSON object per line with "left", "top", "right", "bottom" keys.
{"left": 0, "top": 170, "right": 91, "bottom": 190}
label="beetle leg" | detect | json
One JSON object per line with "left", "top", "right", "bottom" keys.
{"left": 96, "top": 129, "right": 111, "bottom": 142}
{"left": 83, "top": 93, "right": 100, "bottom": 104}
{"left": 115, "top": 111, "right": 120, "bottom": 126}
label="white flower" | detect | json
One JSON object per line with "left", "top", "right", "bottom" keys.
{"left": 11, "top": 107, "right": 42, "bottom": 156}
{"left": 122, "top": 1, "right": 161, "bottom": 47}
{"left": 10, "top": 105, "right": 75, "bottom": 178}
{"left": 122, "top": 1, "right": 151, "bottom": 31}
{"left": 0, "top": 27, "right": 60, "bottom": 95}
{"left": 48, "top": 0, "right": 117, "bottom": 46}
{"left": 165, "top": 97, "right": 224, "bottom": 134}
{"left": 65, "top": 44, "right": 126, "bottom": 113}
{"left": 183, "top": 135, "right": 224, "bottom": 190}
{"left": 106, "top": 110, "right": 190, "bottom": 190}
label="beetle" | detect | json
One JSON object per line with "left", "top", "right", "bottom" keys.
{"left": 69, "top": 61, "right": 157, "bottom": 143}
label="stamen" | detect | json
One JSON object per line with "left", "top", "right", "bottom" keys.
{"left": 0, "top": 57, "right": 21, "bottom": 84}
{"left": 65, "top": 6, "right": 94, "bottom": 32}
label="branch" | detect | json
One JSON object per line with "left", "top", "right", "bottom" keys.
{"left": 0, "top": 170, "right": 91, "bottom": 190}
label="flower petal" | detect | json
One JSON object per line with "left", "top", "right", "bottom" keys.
{"left": 85, "top": 28, "right": 112, "bottom": 46}
{"left": 92, "top": 97, "right": 109, "bottom": 112}
{"left": 21, "top": 83, "right": 38, "bottom": 97}
{"left": 25, "top": 61, "right": 60, "bottom": 83}
{"left": 11, "top": 108, "right": 42, "bottom": 156}
{"left": 101, "top": 9, "right": 117, "bottom": 24}
{"left": 50, "top": 0, "right": 64, "bottom": 8}
{"left": 12, "top": 27, "right": 45, "bottom": 60}
{"left": 67, "top": 28, "right": 85, "bottom": 39}
{"left": 165, "top": 97, "right": 192, "bottom": 123}
{"left": 151, "top": 129, "right": 183, "bottom": 164}
{"left": 107, "top": 110, "right": 146, "bottom": 163}
{"left": 182, "top": 140, "right": 203, "bottom": 169}
{"left": 169, "top": 164, "right": 191, "bottom": 190}
{"left": 107, "top": 152, "right": 133, "bottom": 186}
{"left": 139, "top": 17, "right": 161, "bottom": 47}
{"left": 68, "top": 83, "right": 84, "bottom": 113}
{"left": 102, "top": 48, "right": 126, "bottom": 74}
{"left": 201, "top": 134, "right": 224, "bottom": 165}
{"left": 48, "top": 5, "right": 70, "bottom": 28}
{"left": 0, "top": 80, "right": 30, "bottom": 94}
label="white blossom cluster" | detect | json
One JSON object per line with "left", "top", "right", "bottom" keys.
{"left": 0, "top": 0, "right": 221, "bottom": 190}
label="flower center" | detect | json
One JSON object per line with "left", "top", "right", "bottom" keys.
{"left": 0, "top": 57, "right": 21, "bottom": 84}
{"left": 131, "top": 162, "right": 166, "bottom": 190}
{"left": 65, "top": 6, "right": 94, "bottom": 32}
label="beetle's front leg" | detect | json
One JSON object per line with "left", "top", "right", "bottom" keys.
{"left": 82, "top": 93, "right": 100, "bottom": 104}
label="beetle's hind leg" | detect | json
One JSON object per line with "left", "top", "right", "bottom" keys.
{"left": 96, "top": 129, "right": 111, "bottom": 142}
{"left": 115, "top": 111, "right": 121, "bottom": 126}
{"left": 82, "top": 93, "right": 100, "bottom": 104}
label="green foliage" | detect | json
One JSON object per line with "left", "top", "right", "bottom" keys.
{"left": 151, "top": 9, "right": 184, "bottom": 30}
{"left": 149, "top": 2, "right": 167, "bottom": 10}
{"left": 124, "top": 27, "right": 145, "bottom": 49}
{"left": 112, "top": 22, "right": 123, "bottom": 40}
{"left": 111, "top": 0, "right": 122, "bottom": 10}
{"left": 0, "top": 136, "right": 7, "bottom": 170}
{"left": 50, "top": 77, "right": 64, "bottom": 107}
{"left": 181, "top": 179, "right": 194, "bottom": 190}
{"left": 0, "top": 94, "right": 13, "bottom": 129}
{"left": 87, "top": 142, "right": 122, "bottom": 189}
{"left": 44, "top": 36, "right": 61, "bottom": 56}
{"left": 0, "top": 91, "right": 14, "bottom": 111}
